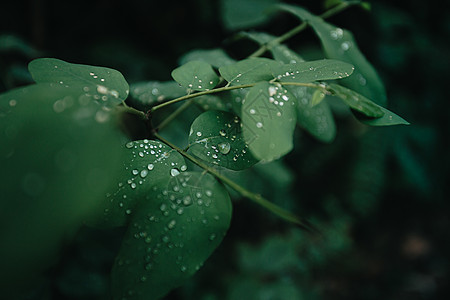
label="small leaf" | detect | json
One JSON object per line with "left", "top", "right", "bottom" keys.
{"left": 277, "top": 4, "right": 387, "bottom": 105}
{"left": 242, "top": 82, "right": 297, "bottom": 161}
{"left": 112, "top": 172, "right": 232, "bottom": 300}
{"left": 28, "top": 58, "right": 129, "bottom": 105}
{"left": 328, "top": 83, "right": 384, "bottom": 118}
{"left": 219, "top": 57, "right": 280, "bottom": 86}
{"left": 171, "top": 61, "right": 220, "bottom": 92}
{"left": 179, "top": 48, "right": 236, "bottom": 68}
{"left": 272, "top": 59, "right": 354, "bottom": 83}
{"left": 310, "top": 89, "right": 326, "bottom": 107}
{"left": 289, "top": 86, "right": 336, "bottom": 143}
{"left": 129, "top": 81, "right": 185, "bottom": 111}
{"left": 221, "top": 0, "right": 279, "bottom": 30}
{"left": 188, "top": 111, "right": 258, "bottom": 170}
{"left": 354, "top": 104, "right": 410, "bottom": 126}
{"left": 90, "top": 140, "right": 187, "bottom": 228}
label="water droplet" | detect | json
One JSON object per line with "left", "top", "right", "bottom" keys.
{"left": 130, "top": 183, "right": 137, "bottom": 189}
{"left": 256, "top": 122, "right": 263, "bottom": 128}
{"left": 140, "top": 170, "right": 148, "bottom": 178}
{"left": 147, "top": 163, "right": 154, "bottom": 170}
{"left": 341, "top": 41, "right": 351, "bottom": 51}
{"left": 212, "top": 153, "right": 218, "bottom": 159}
{"left": 126, "top": 142, "right": 134, "bottom": 148}
{"left": 217, "top": 142, "right": 231, "bottom": 155}
{"left": 209, "top": 233, "right": 216, "bottom": 241}
{"left": 205, "top": 190, "right": 212, "bottom": 197}
{"left": 182, "top": 196, "right": 192, "bottom": 206}
{"left": 219, "top": 130, "right": 226, "bottom": 137}
{"left": 132, "top": 169, "right": 139, "bottom": 175}
{"left": 196, "top": 131, "right": 202, "bottom": 137}
{"left": 180, "top": 165, "right": 187, "bottom": 171}
{"left": 97, "top": 85, "right": 108, "bottom": 94}
{"left": 160, "top": 204, "right": 167, "bottom": 212}
{"left": 170, "top": 168, "right": 180, "bottom": 177}
{"left": 180, "top": 265, "right": 187, "bottom": 272}
{"left": 162, "top": 235, "right": 170, "bottom": 243}
{"left": 249, "top": 108, "right": 256, "bottom": 114}
{"left": 167, "top": 219, "right": 176, "bottom": 229}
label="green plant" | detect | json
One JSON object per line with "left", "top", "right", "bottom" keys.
{"left": 0, "top": 2, "right": 409, "bottom": 299}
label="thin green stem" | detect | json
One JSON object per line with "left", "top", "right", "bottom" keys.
{"left": 249, "top": 2, "right": 352, "bottom": 58}
{"left": 156, "top": 99, "right": 194, "bottom": 131}
{"left": 117, "top": 103, "right": 147, "bottom": 119}
{"left": 154, "top": 132, "right": 318, "bottom": 233}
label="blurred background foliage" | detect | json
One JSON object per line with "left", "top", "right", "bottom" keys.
{"left": 1, "top": 0, "right": 449, "bottom": 299}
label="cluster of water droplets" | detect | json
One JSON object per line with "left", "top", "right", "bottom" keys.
{"left": 329, "top": 27, "right": 353, "bottom": 53}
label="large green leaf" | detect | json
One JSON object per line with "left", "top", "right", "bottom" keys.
{"left": 28, "top": 58, "right": 129, "bottom": 105}
{"left": 91, "top": 140, "right": 188, "bottom": 228}
{"left": 112, "top": 172, "right": 232, "bottom": 300}
{"left": 272, "top": 59, "right": 354, "bottom": 83}
{"left": 328, "top": 83, "right": 384, "bottom": 118}
{"left": 0, "top": 83, "right": 123, "bottom": 294}
{"left": 242, "top": 82, "right": 297, "bottom": 161}
{"left": 179, "top": 48, "right": 236, "bottom": 68}
{"left": 219, "top": 57, "right": 280, "bottom": 86}
{"left": 288, "top": 86, "right": 336, "bottom": 143}
{"left": 188, "top": 111, "right": 258, "bottom": 170}
{"left": 171, "top": 61, "right": 220, "bottom": 92}
{"left": 278, "top": 4, "right": 387, "bottom": 105}
{"left": 129, "top": 81, "right": 185, "bottom": 111}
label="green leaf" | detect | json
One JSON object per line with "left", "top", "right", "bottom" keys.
{"left": 28, "top": 58, "right": 129, "bottom": 105}
{"left": 112, "top": 172, "right": 232, "bottom": 300}
{"left": 221, "top": 0, "right": 279, "bottom": 30}
{"left": 0, "top": 83, "right": 123, "bottom": 291}
{"left": 219, "top": 57, "right": 280, "bottom": 86}
{"left": 272, "top": 59, "right": 354, "bottom": 83}
{"left": 328, "top": 83, "right": 384, "bottom": 118}
{"left": 171, "top": 61, "right": 220, "bottom": 92}
{"left": 188, "top": 111, "right": 258, "bottom": 170}
{"left": 239, "top": 31, "right": 305, "bottom": 64}
{"left": 242, "top": 82, "right": 297, "bottom": 161}
{"left": 91, "top": 139, "right": 188, "bottom": 228}
{"left": 289, "top": 86, "right": 336, "bottom": 143}
{"left": 179, "top": 48, "right": 236, "bottom": 68}
{"left": 194, "top": 95, "right": 230, "bottom": 112}
{"left": 277, "top": 4, "right": 387, "bottom": 105}
{"left": 354, "top": 104, "right": 409, "bottom": 126}
{"left": 129, "top": 81, "right": 185, "bottom": 111}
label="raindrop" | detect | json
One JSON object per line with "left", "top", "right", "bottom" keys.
{"left": 180, "top": 165, "right": 187, "bottom": 171}
{"left": 147, "top": 163, "right": 154, "bottom": 170}
{"left": 256, "top": 122, "right": 263, "bottom": 128}
{"left": 130, "top": 183, "right": 137, "bottom": 189}
{"left": 170, "top": 168, "right": 180, "bottom": 177}
{"left": 196, "top": 131, "right": 202, "bottom": 137}
{"left": 217, "top": 142, "right": 231, "bottom": 155}
{"left": 125, "top": 142, "right": 134, "bottom": 149}
{"left": 209, "top": 233, "right": 216, "bottom": 241}
{"left": 219, "top": 130, "right": 226, "bottom": 137}
{"left": 140, "top": 170, "right": 148, "bottom": 178}
{"left": 132, "top": 169, "right": 139, "bottom": 175}
{"left": 182, "top": 196, "right": 192, "bottom": 206}
{"left": 205, "top": 190, "right": 212, "bottom": 197}
{"left": 341, "top": 41, "right": 351, "bottom": 51}
{"left": 249, "top": 108, "right": 256, "bottom": 114}
{"left": 167, "top": 220, "right": 176, "bottom": 229}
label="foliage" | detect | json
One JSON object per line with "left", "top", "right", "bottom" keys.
{"left": 0, "top": 1, "right": 414, "bottom": 299}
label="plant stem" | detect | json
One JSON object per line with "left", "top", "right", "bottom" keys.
{"left": 249, "top": 2, "right": 352, "bottom": 58}
{"left": 154, "top": 132, "right": 319, "bottom": 233}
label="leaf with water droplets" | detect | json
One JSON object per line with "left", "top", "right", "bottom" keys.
{"left": 90, "top": 139, "right": 187, "bottom": 228}
{"left": 289, "top": 86, "right": 336, "bottom": 143}
{"left": 328, "top": 83, "right": 384, "bottom": 118}
{"left": 194, "top": 95, "right": 230, "bottom": 112}
{"left": 188, "top": 111, "right": 258, "bottom": 170}
{"left": 272, "top": 59, "right": 354, "bottom": 83}
{"left": 277, "top": 4, "right": 387, "bottom": 106}
{"left": 242, "top": 82, "right": 297, "bottom": 161}
{"left": 328, "top": 84, "right": 409, "bottom": 126}
{"left": 179, "top": 48, "right": 236, "bottom": 68}
{"left": 112, "top": 172, "right": 232, "bottom": 300}
{"left": 171, "top": 61, "right": 220, "bottom": 92}
{"left": 28, "top": 58, "right": 129, "bottom": 106}
{"left": 219, "top": 57, "right": 280, "bottom": 86}
{"left": 129, "top": 81, "right": 186, "bottom": 111}
{"left": 0, "top": 83, "right": 123, "bottom": 289}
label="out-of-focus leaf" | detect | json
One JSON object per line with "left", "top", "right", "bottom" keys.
{"left": 221, "top": 0, "right": 279, "bottom": 30}
{"left": 129, "top": 81, "right": 185, "bottom": 111}
{"left": 179, "top": 48, "right": 236, "bottom": 68}
{"left": 112, "top": 172, "right": 232, "bottom": 300}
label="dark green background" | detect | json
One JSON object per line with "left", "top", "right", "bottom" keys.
{"left": 1, "top": 0, "right": 449, "bottom": 299}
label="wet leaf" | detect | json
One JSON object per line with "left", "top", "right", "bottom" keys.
{"left": 0, "top": 83, "right": 123, "bottom": 291}
{"left": 129, "top": 81, "right": 185, "bottom": 111}
{"left": 91, "top": 140, "right": 187, "bottom": 228}
{"left": 242, "top": 82, "right": 297, "bottom": 161}
{"left": 277, "top": 4, "right": 387, "bottom": 105}
{"left": 28, "top": 58, "right": 129, "bottom": 105}
{"left": 188, "top": 111, "right": 258, "bottom": 170}
{"left": 272, "top": 59, "right": 354, "bottom": 83}
{"left": 171, "top": 61, "right": 220, "bottom": 92}
{"left": 289, "top": 86, "right": 336, "bottom": 143}
{"left": 328, "top": 83, "right": 384, "bottom": 118}
{"left": 219, "top": 57, "right": 280, "bottom": 86}
{"left": 194, "top": 95, "right": 230, "bottom": 112}
{"left": 179, "top": 48, "right": 236, "bottom": 68}
{"left": 112, "top": 172, "right": 232, "bottom": 300}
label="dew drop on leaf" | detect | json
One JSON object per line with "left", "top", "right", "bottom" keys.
{"left": 217, "top": 142, "right": 231, "bottom": 155}
{"left": 170, "top": 168, "right": 181, "bottom": 177}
